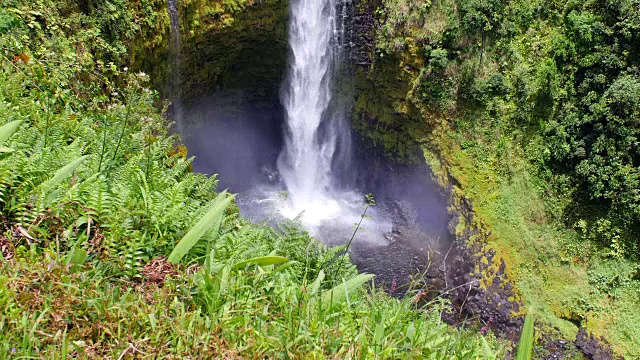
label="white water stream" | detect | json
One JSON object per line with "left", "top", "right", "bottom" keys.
{"left": 277, "top": 0, "right": 367, "bottom": 231}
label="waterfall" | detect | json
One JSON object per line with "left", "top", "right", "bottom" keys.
{"left": 277, "top": 0, "right": 353, "bottom": 220}
{"left": 167, "top": 0, "right": 183, "bottom": 133}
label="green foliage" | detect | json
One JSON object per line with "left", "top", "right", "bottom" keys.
{"left": 0, "top": 120, "right": 23, "bottom": 145}
{"left": 40, "top": 156, "right": 89, "bottom": 206}
{"left": 456, "top": 0, "right": 506, "bottom": 41}
{"left": 0, "top": 0, "right": 506, "bottom": 357}
{"left": 167, "top": 191, "right": 233, "bottom": 264}
{"left": 230, "top": 255, "right": 289, "bottom": 270}
{"left": 370, "top": 0, "right": 640, "bottom": 253}
{"left": 516, "top": 311, "right": 535, "bottom": 360}
{"left": 316, "top": 273, "right": 375, "bottom": 309}
{"left": 364, "top": 0, "right": 640, "bottom": 356}
{"left": 541, "top": 1, "right": 640, "bottom": 253}
{"left": 1, "top": 251, "right": 504, "bottom": 358}
{"left": 377, "top": 0, "right": 436, "bottom": 50}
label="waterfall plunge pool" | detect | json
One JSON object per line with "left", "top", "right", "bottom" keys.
{"left": 177, "top": 91, "right": 454, "bottom": 288}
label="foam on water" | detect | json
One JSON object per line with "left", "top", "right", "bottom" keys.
{"left": 238, "top": 187, "right": 391, "bottom": 247}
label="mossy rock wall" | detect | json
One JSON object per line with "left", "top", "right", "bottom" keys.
{"left": 178, "top": 0, "right": 289, "bottom": 105}
{"left": 127, "top": 0, "right": 289, "bottom": 106}
{"left": 350, "top": 0, "right": 447, "bottom": 164}
{"left": 353, "top": 54, "right": 423, "bottom": 163}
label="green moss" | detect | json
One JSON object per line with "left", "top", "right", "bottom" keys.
{"left": 178, "top": 0, "right": 288, "bottom": 103}
{"left": 126, "top": 0, "right": 289, "bottom": 104}
{"left": 353, "top": 52, "right": 427, "bottom": 162}
{"left": 356, "top": 0, "right": 640, "bottom": 355}
{"left": 425, "top": 124, "right": 640, "bottom": 356}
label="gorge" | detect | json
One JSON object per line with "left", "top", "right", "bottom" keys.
{"left": 1, "top": 0, "right": 638, "bottom": 357}
{"left": 164, "top": 0, "right": 635, "bottom": 357}
{"left": 170, "top": 0, "right": 530, "bottom": 350}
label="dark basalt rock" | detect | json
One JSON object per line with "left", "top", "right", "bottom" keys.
{"left": 345, "top": 0, "right": 377, "bottom": 67}
{"left": 575, "top": 328, "right": 614, "bottom": 360}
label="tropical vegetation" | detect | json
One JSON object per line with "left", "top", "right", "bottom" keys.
{"left": 355, "top": 0, "right": 640, "bottom": 356}
{"left": 0, "top": 1, "right": 512, "bottom": 358}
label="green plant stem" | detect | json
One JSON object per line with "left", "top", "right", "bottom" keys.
{"left": 98, "top": 115, "right": 108, "bottom": 173}
{"left": 344, "top": 203, "right": 369, "bottom": 255}
{"left": 43, "top": 95, "right": 51, "bottom": 148}
{"left": 112, "top": 105, "right": 129, "bottom": 163}
{"left": 145, "top": 129, "right": 152, "bottom": 180}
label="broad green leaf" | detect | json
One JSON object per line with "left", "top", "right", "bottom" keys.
{"left": 41, "top": 155, "right": 89, "bottom": 195}
{"left": 231, "top": 255, "right": 288, "bottom": 270}
{"left": 273, "top": 260, "right": 296, "bottom": 273}
{"left": 0, "top": 120, "right": 23, "bottom": 145}
{"left": 208, "top": 247, "right": 215, "bottom": 273}
{"left": 481, "top": 337, "right": 497, "bottom": 360}
{"left": 310, "top": 270, "right": 325, "bottom": 296}
{"left": 168, "top": 192, "right": 233, "bottom": 264}
{"left": 219, "top": 265, "right": 230, "bottom": 293}
{"left": 406, "top": 323, "right": 416, "bottom": 345}
{"left": 68, "top": 247, "right": 88, "bottom": 265}
{"left": 316, "top": 273, "right": 374, "bottom": 309}
{"left": 516, "top": 310, "right": 535, "bottom": 360}
{"left": 373, "top": 319, "right": 385, "bottom": 345}
{"left": 66, "top": 247, "right": 88, "bottom": 274}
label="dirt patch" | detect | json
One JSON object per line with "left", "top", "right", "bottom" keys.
{"left": 141, "top": 256, "right": 178, "bottom": 286}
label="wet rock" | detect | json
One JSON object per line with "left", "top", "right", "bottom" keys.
{"left": 504, "top": 282, "right": 513, "bottom": 291}
{"left": 575, "top": 328, "right": 614, "bottom": 360}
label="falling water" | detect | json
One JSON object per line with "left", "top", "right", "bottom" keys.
{"left": 179, "top": 0, "right": 452, "bottom": 284}
{"left": 167, "top": 0, "right": 184, "bottom": 133}
{"left": 277, "top": 0, "right": 354, "bottom": 223}
{"left": 223, "top": 0, "right": 391, "bottom": 246}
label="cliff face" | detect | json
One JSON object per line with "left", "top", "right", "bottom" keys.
{"left": 178, "top": 0, "right": 289, "bottom": 104}
{"left": 349, "top": 0, "right": 455, "bottom": 163}
{"left": 349, "top": 1, "right": 638, "bottom": 357}
{"left": 129, "top": 0, "right": 289, "bottom": 105}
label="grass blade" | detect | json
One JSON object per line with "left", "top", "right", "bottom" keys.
{"left": 317, "top": 273, "right": 374, "bottom": 309}
{"left": 516, "top": 310, "right": 535, "bottom": 360}
{"left": 310, "top": 270, "right": 325, "bottom": 296}
{"left": 41, "top": 155, "right": 89, "bottom": 195}
{"left": 168, "top": 192, "right": 233, "bottom": 264}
